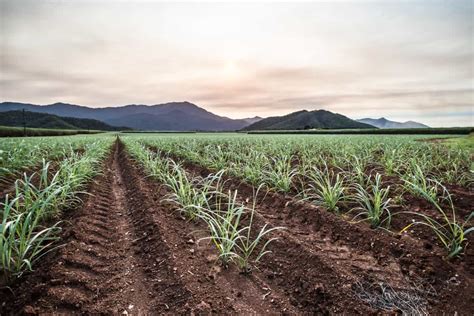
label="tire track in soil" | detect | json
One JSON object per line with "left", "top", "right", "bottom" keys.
{"left": 3, "top": 141, "right": 471, "bottom": 314}
{"left": 7, "top": 142, "right": 190, "bottom": 314}
{"left": 4, "top": 141, "right": 305, "bottom": 315}
{"left": 160, "top": 151, "right": 473, "bottom": 315}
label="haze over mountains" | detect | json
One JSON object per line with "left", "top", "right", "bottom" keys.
{"left": 357, "top": 117, "right": 429, "bottom": 129}
{"left": 0, "top": 101, "right": 431, "bottom": 131}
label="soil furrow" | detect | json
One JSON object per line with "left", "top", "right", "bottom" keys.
{"left": 2, "top": 140, "right": 471, "bottom": 315}
{"left": 1, "top": 142, "right": 187, "bottom": 314}
{"left": 162, "top": 160, "right": 392, "bottom": 313}
{"left": 123, "top": 143, "right": 376, "bottom": 313}
{"left": 118, "top": 140, "right": 300, "bottom": 314}
{"left": 165, "top": 151, "right": 473, "bottom": 314}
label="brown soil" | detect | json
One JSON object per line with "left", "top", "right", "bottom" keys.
{"left": 0, "top": 173, "right": 19, "bottom": 196}
{"left": 1, "top": 141, "right": 296, "bottom": 314}
{"left": 163, "top": 152, "right": 474, "bottom": 315}
{"left": 2, "top": 141, "right": 472, "bottom": 315}
{"left": 2, "top": 144, "right": 165, "bottom": 314}
{"left": 123, "top": 149, "right": 372, "bottom": 314}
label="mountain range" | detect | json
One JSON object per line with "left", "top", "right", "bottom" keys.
{"left": 0, "top": 101, "right": 430, "bottom": 131}
{"left": 356, "top": 117, "right": 429, "bottom": 129}
{"left": 0, "top": 110, "right": 127, "bottom": 131}
{"left": 0, "top": 102, "right": 261, "bottom": 131}
{"left": 243, "top": 109, "right": 374, "bottom": 130}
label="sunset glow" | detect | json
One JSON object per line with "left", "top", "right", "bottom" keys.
{"left": 0, "top": 0, "right": 472, "bottom": 126}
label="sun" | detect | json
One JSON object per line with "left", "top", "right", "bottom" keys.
{"left": 223, "top": 61, "right": 239, "bottom": 77}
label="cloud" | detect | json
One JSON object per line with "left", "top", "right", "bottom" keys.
{"left": 0, "top": 0, "right": 472, "bottom": 127}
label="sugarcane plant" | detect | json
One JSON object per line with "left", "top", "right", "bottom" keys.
{"left": 401, "top": 162, "right": 439, "bottom": 200}
{"left": 262, "top": 154, "right": 298, "bottom": 193}
{"left": 233, "top": 185, "right": 284, "bottom": 273}
{"left": 1, "top": 196, "right": 61, "bottom": 284}
{"left": 401, "top": 179, "right": 473, "bottom": 258}
{"left": 164, "top": 161, "right": 226, "bottom": 220}
{"left": 196, "top": 190, "right": 246, "bottom": 265}
{"left": 351, "top": 173, "right": 392, "bottom": 228}
{"left": 1, "top": 138, "right": 112, "bottom": 285}
{"left": 305, "top": 163, "right": 346, "bottom": 213}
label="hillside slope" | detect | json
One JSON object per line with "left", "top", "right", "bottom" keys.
{"left": 0, "top": 102, "right": 256, "bottom": 131}
{"left": 357, "top": 117, "right": 429, "bottom": 129}
{"left": 243, "top": 109, "right": 374, "bottom": 130}
{"left": 0, "top": 110, "right": 127, "bottom": 131}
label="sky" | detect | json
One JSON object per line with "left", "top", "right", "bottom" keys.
{"left": 0, "top": 0, "right": 472, "bottom": 126}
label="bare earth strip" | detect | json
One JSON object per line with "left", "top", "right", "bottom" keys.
{"left": 2, "top": 140, "right": 472, "bottom": 315}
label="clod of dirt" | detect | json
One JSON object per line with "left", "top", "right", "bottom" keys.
{"left": 22, "top": 305, "right": 36, "bottom": 315}
{"left": 208, "top": 265, "right": 222, "bottom": 280}
{"left": 194, "top": 300, "right": 211, "bottom": 312}
{"left": 206, "top": 254, "right": 219, "bottom": 263}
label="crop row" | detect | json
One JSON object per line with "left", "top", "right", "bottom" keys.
{"left": 0, "top": 126, "right": 103, "bottom": 138}
{"left": 123, "top": 134, "right": 473, "bottom": 259}
{"left": 0, "top": 134, "right": 113, "bottom": 179}
{"left": 125, "top": 139, "right": 284, "bottom": 272}
{"left": 0, "top": 137, "right": 113, "bottom": 285}
{"left": 127, "top": 134, "right": 472, "bottom": 188}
